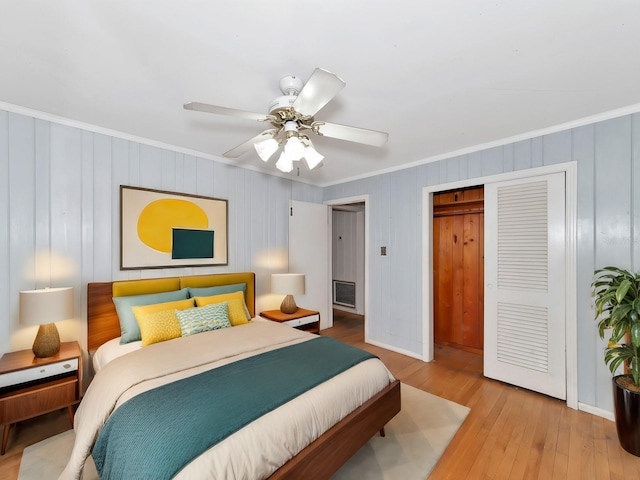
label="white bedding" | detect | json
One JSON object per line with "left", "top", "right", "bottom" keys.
{"left": 92, "top": 337, "right": 141, "bottom": 373}
{"left": 62, "top": 321, "right": 394, "bottom": 480}
{"left": 91, "top": 317, "right": 270, "bottom": 373}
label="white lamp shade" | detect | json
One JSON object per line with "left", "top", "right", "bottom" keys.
{"left": 284, "top": 136, "right": 305, "bottom": 160}
{"left": 271, "top": 273, "right": 305, "bottom": 295}
{"left": 303, "top": 142, "right": 324, "bottom": 170}
{"left": 275, "top": 151, "right": 294, "bottom": 173}
{"left": 20, "top": 287, "right": 74, "bottom": 326}
{"left": 254, "top": 138, "right": 279, "bottom": 162}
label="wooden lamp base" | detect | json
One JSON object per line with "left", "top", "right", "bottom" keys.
{"left": 32, "top": 323, "right": 61, "bottom": 358}
{"left": 280, "top": 295, "right": 299, "bottom": 314}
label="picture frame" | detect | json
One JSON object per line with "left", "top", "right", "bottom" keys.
{"left": 120, "top": 185, "right": 228, "bottom": 270}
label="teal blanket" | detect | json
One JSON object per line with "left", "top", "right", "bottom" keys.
{"left": 92, "top": 336, "right": 376, "bottom": 479}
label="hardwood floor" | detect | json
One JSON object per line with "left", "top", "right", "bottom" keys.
{"left": 3, "top": 312, "right": 640, "bottom": 479}
{"left": 325, "top": 309, "right": 640, "bottom": 479}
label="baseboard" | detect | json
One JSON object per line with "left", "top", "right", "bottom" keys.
{"left": 578, "top": 402, "right": 615, "bottom": 422}
{"left": 365, "top": 337, "right": 425, "bottom": 361}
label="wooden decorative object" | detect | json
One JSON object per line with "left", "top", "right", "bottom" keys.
{"left": 32, "top": 323, "right": 61, "bottom": 358}
{"left": 280, "top": 294, "right": 298, "bottom": 314}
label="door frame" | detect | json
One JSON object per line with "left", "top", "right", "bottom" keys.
{"left": 421, "top": 162, "right": 578, "bottom": 409}
{"left": 325, "top": 195, "right": 370, "bottom": 338}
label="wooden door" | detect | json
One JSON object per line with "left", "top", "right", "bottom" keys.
{"left": 433, "top": 186, "right": 484, "bottom": 354}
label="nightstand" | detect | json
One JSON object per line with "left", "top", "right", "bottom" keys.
{"left": 260, "top": 308, "right": 320, "bottom": 334}
{"left": 0, "top": 341, "right": 82, "bottom": 455}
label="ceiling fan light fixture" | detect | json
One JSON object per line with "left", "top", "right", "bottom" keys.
{"left": 275, "top": 151, "right": 294, "bottom": 173}
{"left": 302, "top": 139, "right": 324, "bottom": 170}
{"left": 254, "top": 137, "right": 280, "bottom": 162}
{"left": 283, "top": 136, "right": 305, "bottom": 160}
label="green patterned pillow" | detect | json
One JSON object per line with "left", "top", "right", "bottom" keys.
{"left": 175, "top": 302, "right": 231, "bottom": 336}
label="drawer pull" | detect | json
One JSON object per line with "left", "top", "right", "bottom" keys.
{"left": 40, "top": 369, "right": 46, "bottom": 373}
{"left": 63, "top": 364, "right": 71, "bottom": 369}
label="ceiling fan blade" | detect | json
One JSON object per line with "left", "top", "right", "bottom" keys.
{"left": 292, "top": 68, "right": 346, "bottom": 117}
{"left": 314, "top": 122, "right": 388, "bottom": 147}
{"left": 184, "top": 102, "right": 268, "bottom": 122}
{"left": 223, "top": 129, "right": 277, "bottom": 158}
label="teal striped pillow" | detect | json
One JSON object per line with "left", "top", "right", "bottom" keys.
{"left": 176, "top": 302, "right": 231, "bottom": 336}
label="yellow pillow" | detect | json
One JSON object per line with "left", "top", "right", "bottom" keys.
{"left": 132, "top": 298, "right": 195, "bottom": 318}
{"left": 132, "top": 298, "right": 194, "bottom": 346}
{"left": 195, "top": 291, "right": 250, "bottom": 326}
{"left": 136, "top": 309, "right": 182, "bottom": 346}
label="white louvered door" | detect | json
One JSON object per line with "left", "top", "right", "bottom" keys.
{"left": 484, "top": 172, "right": 566, "bottom": 399}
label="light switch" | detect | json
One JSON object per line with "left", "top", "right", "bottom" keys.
{"left": 381, "top": 246, "right": 387, "bottom": 256}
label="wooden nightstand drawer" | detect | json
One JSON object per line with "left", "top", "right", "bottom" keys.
{"left": 0, "top": 376, "right": 77, "bottom": 424}
{"left": 282, "top": 314, "right": 320, "bottom": 328}
{"left": 0, "top": 358, "right": 78, "bottom": 388}
{"left": 0, "top": 341, "right": 82, "bottom": 455}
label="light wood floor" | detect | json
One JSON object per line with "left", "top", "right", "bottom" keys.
{"left": 2, "top": 311, "right": 640, "bottom": 479}
{"left": 323, "top": 310, "right": 640, "bottom": 479}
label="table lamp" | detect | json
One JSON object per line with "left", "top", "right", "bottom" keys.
{"left": 271, "top": 273, "right": 305, "bottom": 314}
{"left": 20, "top": 287, "right": 74, "bottom": 358}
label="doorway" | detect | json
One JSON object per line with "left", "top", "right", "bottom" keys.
{"left": 326, "top": 195, "right": 369, "bottom": 337}
{"left": 433, "top": 185, "right": 484, "bottom": 355}
{"left": 422, "top": 162, "right": 578, "bottom": 408}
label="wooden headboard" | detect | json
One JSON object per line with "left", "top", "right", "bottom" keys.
{"left": 87, "top": 272, "right": 256, "bottom": 352}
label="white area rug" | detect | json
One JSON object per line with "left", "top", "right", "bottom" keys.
{"left": 19, "top": 384, "right": 469, "bottom": 480}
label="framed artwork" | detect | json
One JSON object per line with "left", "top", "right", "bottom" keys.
{"left": 120, "top": 185, "right": 228, "bottom": 270}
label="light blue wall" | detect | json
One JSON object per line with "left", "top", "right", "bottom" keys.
{"left": 2, "top": 106, "right": 638, "bottom": 414}
{"left": 324, "top": 113, "right": 640, "bottom": 413}
{"left": 0, "top": 109, "right": 322, "bottom": 356}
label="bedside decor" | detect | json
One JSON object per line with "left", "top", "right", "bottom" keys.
{"left": 19, "top": 287, "right": 74, "bottom": 358}
{"left": 120, "top": 185, "right": 228, "bottom": 269}
{"left": 271, "top": 273, "right": 305, "bottom": 314}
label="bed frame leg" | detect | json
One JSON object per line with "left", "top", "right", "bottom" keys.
{"left": 379, "top": 427, "right": 386, "bottom": 437}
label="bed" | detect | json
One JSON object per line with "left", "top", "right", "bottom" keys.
{"left": 61, "top": 272, "right": 400, "bottom": 479}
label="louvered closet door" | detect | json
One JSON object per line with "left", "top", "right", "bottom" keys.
{"left": 484, "top": 172, "right": 566, "bottom": 400}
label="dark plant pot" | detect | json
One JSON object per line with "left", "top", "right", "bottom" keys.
{"left": 613, "top": 374, "right": 640, "bottom": 457}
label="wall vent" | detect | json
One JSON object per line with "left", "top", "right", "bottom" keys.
{"left": 333, "top": 280, "right": 356, "bottom": 308}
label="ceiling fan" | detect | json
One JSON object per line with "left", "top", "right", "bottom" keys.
{"left": 183, "top": 68, "right": 389, "bottom": 173}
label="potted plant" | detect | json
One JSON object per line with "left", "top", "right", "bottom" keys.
{"left": 592, "top": 266, "right": 640, "bottom": 456}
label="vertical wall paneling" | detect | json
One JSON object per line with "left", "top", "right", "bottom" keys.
{"left": 531, "top": 136, "right": 544, "bottom": 167}
{"left": 34, "top": 119, "right": 51, "bottom": 288}
{"left": 573, "top": 124, "right": 597, "bottom": 407}
{"left": 502, "top": 143, "right": 515, "bottom": 172}
{"left": 513, "top": 139, "right": 532, "bottom": 171}
{"left": 632, "top": 113, "right": 640, "bottom": 271}
{"left": 481, "top": 146, "right": 503, "bottom": 177}
{"left": 594, "top": 117, "right": 633, "bottom": 411}
{"left": 323, "top": 110, "right": 640, "bottom": 416}
{"left": 543, "top": 130, "right": 572, "bottom": 166}
{"left": 3, "top": 102, "right": 640, "bottom": 415}
{"left": 0, "top": 108, "right": 322, "bottom": 367}
{"left": 468, "top": 151, "right": 482, "bottom": 179}
{"left": 8, "top": 113, "right": 36, "bottom": 350}
{"left": 0, "top": 112, "right": 9, "bottom": 353}
{"left": 50, "top": 123, "right": 84, "bottom": 346}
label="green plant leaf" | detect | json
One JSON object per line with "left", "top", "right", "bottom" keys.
{"left": 616, "top": 279, "right": 632, "bottom": 303}
{"left": 632, "top": 323, "right": 640, "bottom": 349}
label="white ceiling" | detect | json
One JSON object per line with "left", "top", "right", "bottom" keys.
{"left": 2, "top": 1, "right": 640, "bottom": 186}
